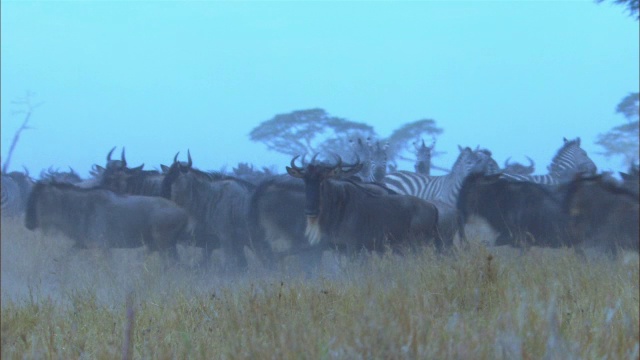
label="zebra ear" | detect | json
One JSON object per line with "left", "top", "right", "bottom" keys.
{"left": 458, "top": 145, "right": 463, "bottom": 152}
{"left": 563, "top": 137, "right": 568, "bottom": 143}
{"left": 576, "top": 137, "right": 581, "bottom": 145}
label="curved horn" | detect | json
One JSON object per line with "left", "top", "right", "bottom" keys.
{"left": 173, "top": 152, "right": 180, "bottom": 164}
{"left": 290, "top": 155, "right": 304, "bottom": 171}
{"left": 504, "top": 156, "right": 512, "bottom": 167}
{"left": 187, "top": 150, "right": 192, "bottom": 167}
{"left": 526, "top": 156, "right": 535, "bottom": 169}
{"left": 107, "top": 146, "right": 116, "bottom": 161}
{"left": 121, "top": 147, "right": 126, "bottom": 166}
{"left": 311, "top": 153, "right": 319, "bottom": 164}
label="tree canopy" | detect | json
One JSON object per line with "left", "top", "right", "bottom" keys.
{"left": 249, "top": 108, "right": 376, "bottom": 157}
{"left": 596, "top": 92, "right": 639, "bottom": 167}
{"left": 385, "top": 119, "right": 444, "bottom": 166}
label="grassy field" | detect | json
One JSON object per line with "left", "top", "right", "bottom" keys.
{"left": 1, "top": 216, "right": 638, "bottom": 359}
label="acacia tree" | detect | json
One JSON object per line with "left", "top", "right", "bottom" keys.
{"left": 249, "top": 108, "right": 376, "bottom": 158}
{"left": 596, "top": 92, "right": 639, "bottom": 167}
{"left": 596, "top": 0, "right": 639, "bottom": 20}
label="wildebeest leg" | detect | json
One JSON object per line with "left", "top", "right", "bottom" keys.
{"left": 200, "top": 235, "right": 219, "bottom": 269}
{"left": 220, "top": 230, "right": 249, "bottom": 272}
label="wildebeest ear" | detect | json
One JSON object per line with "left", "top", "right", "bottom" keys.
{"left": 286, "top": 166, "right": 303, "bottom": 178}
{"left": 130, "top": 164, "right": 144, "bottom": 172}
{"left": 160, "top": 164, "right": 170, "bottom": 173}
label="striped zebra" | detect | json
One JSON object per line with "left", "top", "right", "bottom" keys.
{"left": 413, "top": 138, "right": 435, "bottom": 176}
{"left": 383, "top": 145, "right": 490, "bottom": 205}
{"left": 499, "top": 137, "right": 597, "bottom": 184}
{"left": 350, "top": 137, "right": 388, "bottom": 182}
{"left": 1, "top": 171, "right": 34, "bottom": 217}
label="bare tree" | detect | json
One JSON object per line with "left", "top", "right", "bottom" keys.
{"left": 2, "top": 91, "right": 42, "bottom": 174}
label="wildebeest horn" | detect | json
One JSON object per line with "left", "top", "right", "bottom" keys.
{"left": 121, "top": 147, "right": 127, "bottom": 166}
{"left": 290, "top": 155, "right": 304, "bottom": 171}
{"left": 526, "top": 156, "right": 535, "bottom": 169}
{"left": 173, "top": 152, "right": 180, "bottom": 164}
{"left": 311, "top": 153, "right": 319, "bottom": 164}
{"left": 504, "top": 157, "right": 512, "bottom": 167}
{"left": 187, "top": 150, "right": 192, "bottom": 168}
{"left": 107, "top": 146, "right": 116, "bottom": 161}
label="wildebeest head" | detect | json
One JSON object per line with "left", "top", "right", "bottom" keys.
{"left": 39, "top": 166, "right": 82, "bottom": 184}
{"left": 503, "top": 156, "right": 535, "bottom": 175}
{"left": 101, "top": 147, "right": 139, "bottom": 192}
{"left": 160, "top": 151, "right": 195, "bottom": 201}
{"left": 458, "top": 146, "right": 493, "bottom": 176}
{"left": 286, "top": 154, "right": 363, "bottom": 217}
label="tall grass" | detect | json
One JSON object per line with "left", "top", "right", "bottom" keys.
{"left": 2, "top": 216, "right": 638, "bottom": 359}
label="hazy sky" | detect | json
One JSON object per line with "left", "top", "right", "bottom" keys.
{"left": 2, "top": 1, "right": 638, "bottom": 178}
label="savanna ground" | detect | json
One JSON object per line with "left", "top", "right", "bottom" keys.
{"left": 1, "top": 216, "right": 638, "bottom": 359}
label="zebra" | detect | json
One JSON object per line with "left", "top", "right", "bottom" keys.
{"left": 383, "top": 146, "right": 491, "bottom": 244}
{"left": 349, "top": 137, "right": 389, "bottom": 182}
{"left": 413, "top": 138, "right": 435, "bottom": 176}
{"left": 383, "top": 145, "right": 490, "bottom": 205}
{"left": 499, "top": 137, "right": 597, "bottom": 184}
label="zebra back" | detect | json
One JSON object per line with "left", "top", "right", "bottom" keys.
{"left": 501, "top": 137, "right": 597, "bottom": 185}
{"left": 383, "top": 146, "right": 488, "bottom": 205}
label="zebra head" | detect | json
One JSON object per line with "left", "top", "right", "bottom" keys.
{"left": 548, "top": 137, "right": 597, "bottom": 178}
{"left": 350, "top": 138, "right": 388, "bottom": 182}
{"left": 413, "top": 138, "right": 435, "bottom": 176}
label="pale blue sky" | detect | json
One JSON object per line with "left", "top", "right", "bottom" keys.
{"left": 2, "top": 1, "right": 638, "bottom": 177}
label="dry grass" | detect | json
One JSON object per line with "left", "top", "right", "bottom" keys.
{"left": 1, "top": 216, "right": 638, "bottom": 359}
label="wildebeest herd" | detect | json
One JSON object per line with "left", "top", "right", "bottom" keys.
{"left": 2, "top": 137, "right": 638, "bottom": 272}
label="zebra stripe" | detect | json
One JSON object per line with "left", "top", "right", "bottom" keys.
{"left": 383, "top": 146, "right": 488, "bottom": 205}
{"left": 500, "top": 137, "right": 596, "bottom": 185}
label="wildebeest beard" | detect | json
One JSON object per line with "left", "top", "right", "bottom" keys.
{"left": 305, "top": 216, "right": 322, "bottom": 245}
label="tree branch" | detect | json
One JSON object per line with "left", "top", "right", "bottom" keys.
{"left": 3, "top": 92, "right": 42, "bottom": 174}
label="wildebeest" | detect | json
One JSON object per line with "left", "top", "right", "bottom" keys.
{"left": 565, "top": 175, "right": 639, "bottom": 254}
{"left": 503, "top": 156, "right": 535, "bottom": 175}
{"left": 457, "top": 172, "right": 572, "bottom": 248}
{"left": 161, "top": 152, "right": 255, "bottom": 270}
{"left": 100, "top": 147, "right": 167, "bottom": 196}
{"left": 1, "top": 171, "right": 35, "bottom": 217}
{"left": 619, "top": 163, "right": 639, "bottom": 198}
{"left": 287, "top": 155, "right": 442, "bottom": 254}
{"left": 247, "top": 174, "right": 326, "bottom": 270}
{"left": 40, "top": 166, "right": 83, "bottom": 184}
{"left": 25, "top": 181, "right": 189, "bottom": 259}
